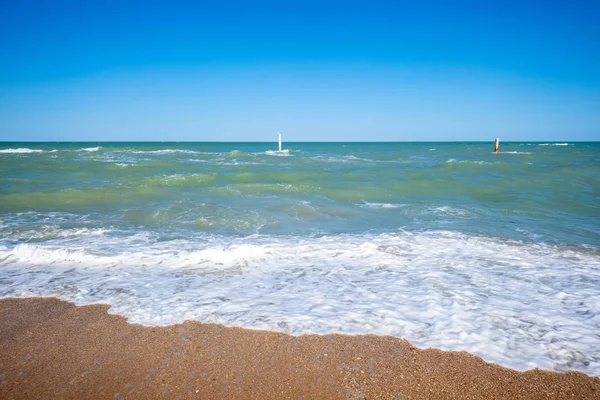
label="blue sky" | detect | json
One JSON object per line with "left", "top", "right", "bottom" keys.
{"left": 0, "top": 0, "right": 598, "bottom": 141}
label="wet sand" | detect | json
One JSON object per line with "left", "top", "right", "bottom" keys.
{"left": 0, "top": 297, "right": 598, "bottom": 399}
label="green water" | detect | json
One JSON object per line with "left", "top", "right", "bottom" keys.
{"left": 1, "top": 141, "right": 598, "bottom": 245}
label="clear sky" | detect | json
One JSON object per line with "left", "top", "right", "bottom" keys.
{"left": 0, "top": 0, "right": 598, "bottom": 141}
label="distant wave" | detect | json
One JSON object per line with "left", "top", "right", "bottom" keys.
{"left": 360, "top": 202, "right": 404, "bottom": 209}
{"left": 444, "top": 159, "right": 504, "bottom": 165}
{"left": 265, "top": 149, "right": 291, "bottom": 156}
{"left": 429, "top": 205, "right": 472, "bottom": 217}
{"left": 314, "top": 155, "right": 372, "bottom": 163}
{"left": 539, "top": 143, "right": 569, "bottom": 146}
{"left": 79, "top": 147, "right": 101, "bottom": 152}
{"left": 0, "top": 148, "right": 43, "bottom": 154}
{"left": 130, "top": 149, "right": 200, "bottom": 155}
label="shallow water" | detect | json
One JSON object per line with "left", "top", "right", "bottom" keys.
{"left": 1, "top": 141, "right": 599, "bottom": 375}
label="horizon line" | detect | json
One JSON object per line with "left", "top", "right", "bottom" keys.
{"left": 1, "top": 140, "right": 596, "bottom": 144}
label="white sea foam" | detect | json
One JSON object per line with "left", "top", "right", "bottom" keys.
{"left": 5, "top": 227, "right": 111, "bottom": 242}
{"left": 1, "top": 231, "right": 599, "bottom": 375}
{"left": 342, "top": 155, "right": 371, "bottom": 162}
{"left": 130, "top": 149, "right": 200, "bottom": 155}
{"left": 379, "top": 159, "right": 414, "bottom": 164}
{"left": 80, "top": 147, "right": 101, "bottom": 152}
{"left": 0, "top": 148, "right": 43, "bottom": 154}
{"left": 315, "top": 155, "right": 372, "bottom": 163}
{"left": 501, "top": 151, "right": 533, "bottom": 155}
{"left": 429, "top": 206, "right": 472, "bottom": 217}
{"left": 539, "top": 143, "right": 570, "bottom": 146}
{"left": 445, "top": 159, "right": 498, "bottom": 165}
{"left": 265, "top": 150, "right": 291, "bottom": 156}
{"left": 360, "top": 202, "right": 404, "bottom": 209}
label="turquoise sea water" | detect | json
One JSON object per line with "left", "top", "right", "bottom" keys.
{"left": 1, "top": 141, "right": 599, "bottom": 375}
{"left": 1, "top": 141, "right": 598, "bottom": 245}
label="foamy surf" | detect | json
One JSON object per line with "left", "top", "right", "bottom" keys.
{"left": 1, "top": 230, "right": 599, "bottom": 375}
{"left": 265, "top": 149, "right": 291, "bottom": 156}
{"left": 360, "top": 202, "right": 403, "bottom": 209}
{"left": 0, "top": 148, "right": 43, "bottom": 154}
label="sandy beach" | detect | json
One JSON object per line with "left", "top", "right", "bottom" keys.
{"left": 0, "top": 297, "right": 598, "bottom": 399}
{"left": 2, "top": 1, "right": 599, "bottom": 398}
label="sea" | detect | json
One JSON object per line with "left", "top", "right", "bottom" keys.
{"left": 1, "top": 141, "right": 599, "bottom": 375}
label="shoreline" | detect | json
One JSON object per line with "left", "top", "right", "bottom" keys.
{"left": 1, "top": 297, "right": 598, "bottom": 399}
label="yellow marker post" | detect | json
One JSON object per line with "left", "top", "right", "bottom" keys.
{"left": 494, "top": 137, "right": 500, "bottom": 153}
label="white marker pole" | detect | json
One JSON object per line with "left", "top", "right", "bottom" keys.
{"left": 278, "top": 132, "right": 282, "bottom": 152}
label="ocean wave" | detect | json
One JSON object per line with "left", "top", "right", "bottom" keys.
{"left": 265, "top": 149, "right": 291, "bottom": 156}
{"left": 0, "top": 148, "right": 43, "bottom": 154}
{"left": 144, "top": 173, "right": 216, "bottom": 186}
{"left": 129, "top": 149, "right": 201, "bottom": 155}
{"left": 360, "top": 202, "right": 404, "bottom": 209}
{"left": 445, "top": 159, "right": 498, "bottom": 165}
{"left": 539, "top": 143, "right": 570, "bottom": 146}
{"left": 3, "top": 226, "right": 110, "bottom": 242}
{"left": 429, "top": 205, "right": 472, "bottom": 217}
{"left": 79, "top": 147, "right": 101, "bottom": 152}
{"left": 1, "top": 231, "right": 599, "bottom": 375}
{"left": 313, "top": 155, "right": 373, "bottom": 163}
